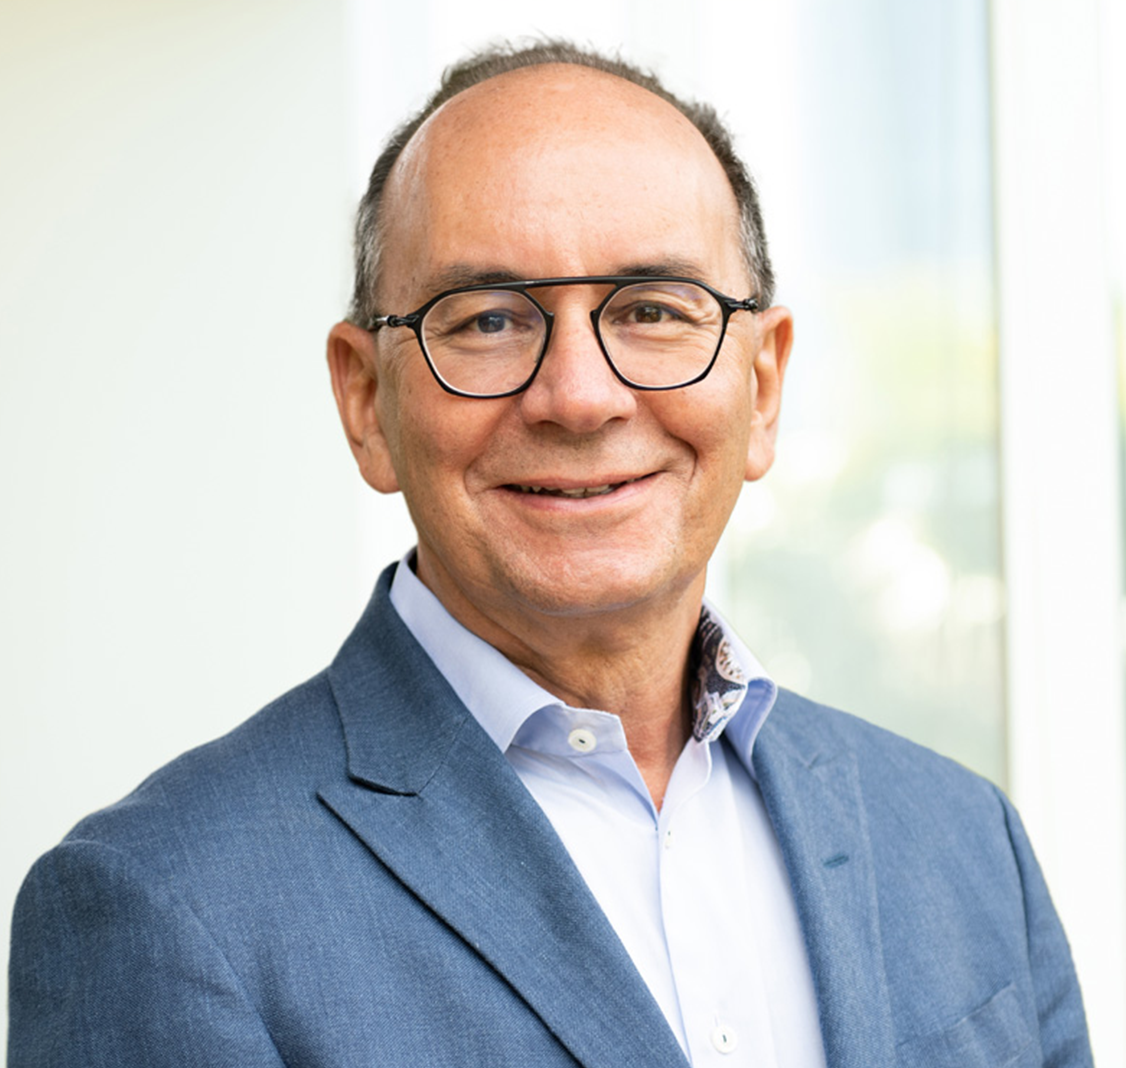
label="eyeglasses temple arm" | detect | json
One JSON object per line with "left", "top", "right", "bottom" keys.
{"left": 364, "top": 313, "right": 417, "bottom": 333}
{"left": 726, "top": 297, "right": 759, "bottom": 313}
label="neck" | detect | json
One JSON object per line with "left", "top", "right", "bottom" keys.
{"left": 415, "top": 553, "right": 705, "bottom": 808}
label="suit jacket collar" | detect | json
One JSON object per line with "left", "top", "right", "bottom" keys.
{"left": 753, "top": 693, "right": 897, "bottom": 1067}
{"left": 326, "top": 565, "right": 471, "bottom": 795}
{"left": 323, "top": 567, "right": 896, "bottom": 1068}
{"left": 321, "top": 565, "right": 689, "bottom": 1068}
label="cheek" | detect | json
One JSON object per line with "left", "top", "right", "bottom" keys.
{"left": 664, "top": 368, "right": 757, "bottom": 468}
{"left": 706, "top": 355, "right": 759, "bottom": 462}
{"left": 383, "top": 378, "right": 503, "bottom": 504}
{"left": 373, "top": 367, "right": 443, "bottom": 500}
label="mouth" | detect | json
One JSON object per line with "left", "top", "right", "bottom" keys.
{"left": 505, "top": 475, "right": 648, "bottom": 499}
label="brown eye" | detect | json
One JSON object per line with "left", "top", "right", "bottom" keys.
{"left": 632, "top": 303, "right": 666, "bottom": 324}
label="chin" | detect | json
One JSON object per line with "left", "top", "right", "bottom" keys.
{"left": 491, "top": 552, "right": 691, "bottom": 620}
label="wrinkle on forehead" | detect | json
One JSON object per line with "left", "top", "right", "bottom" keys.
{"left": 376, "top": 63, "right": 747, "bottom": 310}
{"left": 385, "top": 63, "right": 732, "bottom": 230}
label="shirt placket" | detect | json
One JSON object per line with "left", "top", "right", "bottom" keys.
{"left": 657, "top": 738, "right": 779, "bottom": 1067}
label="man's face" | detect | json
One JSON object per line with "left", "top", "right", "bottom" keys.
{"left": 331, "top": 65, "right": 791, "bottom": 639}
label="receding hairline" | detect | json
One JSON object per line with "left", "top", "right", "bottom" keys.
{"left": 414, "top": 58, "right": 702, "bottom": 123}
{"left": 382, "top": 61, "right": 735, "bottom": 225}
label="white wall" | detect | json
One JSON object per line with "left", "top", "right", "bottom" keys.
{"left": 0, "top": 0, "right": 375, "bottom": 1036}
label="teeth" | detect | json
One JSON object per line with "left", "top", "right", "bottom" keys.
{"left": 514, "top": 479, "right": 636, "bottom": 498}
{"left": 557, "top": 485, "right": 613, "bottom": 498}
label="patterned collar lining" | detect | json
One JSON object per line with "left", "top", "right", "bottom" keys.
{"left": 392, "top": 551, "right": 766, "bottom": 753}
{"left": 690, "top": 605, "right": 750, "bottom": 743}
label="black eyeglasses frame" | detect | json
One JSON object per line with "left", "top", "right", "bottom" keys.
{"left": 364, "top": 275, "right": 759, "bottom": 399}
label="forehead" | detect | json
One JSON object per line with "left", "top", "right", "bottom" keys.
{"left": 379, "top": 65, "right": 745, "bottom": 296}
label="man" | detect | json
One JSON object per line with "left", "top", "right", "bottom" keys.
{"left": 9, "top": 41, "right": 1091, "bottom": 1068}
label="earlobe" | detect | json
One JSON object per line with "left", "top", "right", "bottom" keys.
{"left": 326, "top": 322, "right": 401, "bottom": 494}
{"left": 744, "top": 305, "right": 794, "bottom": 482}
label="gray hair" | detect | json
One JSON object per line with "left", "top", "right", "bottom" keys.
{"left": 348, "top": 39, "right": 775, "bottom": 325}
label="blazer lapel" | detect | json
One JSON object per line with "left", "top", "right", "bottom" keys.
{"left": 753, "top": 692, "right": 897, "bottom": 1068}
{"left": 319, "top": 569, "right": 688, "bottom": 1068}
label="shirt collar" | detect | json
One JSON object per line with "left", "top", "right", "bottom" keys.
{"left": 388, "top": 551, "right": 778, "bottom": 776}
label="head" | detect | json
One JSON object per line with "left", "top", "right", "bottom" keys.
{"left": 328, "top": 41, "right": 793, "bottom": 644}
{"left": 347, "top": 40, "right": 775, "bottom": 326}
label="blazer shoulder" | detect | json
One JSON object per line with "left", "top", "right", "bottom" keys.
{"left": 61, "top": 670, "right": 344, "bottom": 865}
{"left": 763, "top": 687, "right": 1005, "bottom": 815}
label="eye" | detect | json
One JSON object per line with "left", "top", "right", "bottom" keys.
{"left": 454, "top": 306, "right": 540, "bottom": 338}
{"left": 603, "top": 283, "right": 715, "bottom": 333}
{"left": 474, "top": 311, "right": 513, "bottom": 334}
{"left": 628, "top": 303, "right": 676, "bottom": 325}
{"left": 427, "top": 291, "right": 541, "bottom": 340}
{"left": 424, "top": 291, "right": 545, "bottom": 357}
{"left": 609, "top": 298, "right": 694, "bottom": 332}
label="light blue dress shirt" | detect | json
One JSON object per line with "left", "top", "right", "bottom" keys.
{"left": 391, "top": 555, "right": 828, "bottom": 1067}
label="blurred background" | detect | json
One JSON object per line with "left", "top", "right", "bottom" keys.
{"left": 2, "top": 0, "right": 1123, "bottom": 1059}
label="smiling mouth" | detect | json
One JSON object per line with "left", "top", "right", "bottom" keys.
{"left": 507, "top": 476, "right": 647, "bottom": 499}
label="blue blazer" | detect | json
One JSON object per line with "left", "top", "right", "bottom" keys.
{"left": 9, "top": 567, "right": 1092, "bottom": 1067}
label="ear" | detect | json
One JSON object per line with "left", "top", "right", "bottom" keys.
{"left": 326, "top": 321, "right": 401, "bottom": 494}
{"left": 744, "top": 305, "right": 794, "bottom": 482}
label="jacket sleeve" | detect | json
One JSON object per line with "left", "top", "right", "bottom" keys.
{"left": 995, "top": 787, "right": 1094, "bottom": 1068}
{"left": 8, "top": 839, "right": 286, "bottom": 1068}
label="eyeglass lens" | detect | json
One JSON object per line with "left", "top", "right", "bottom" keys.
{"left": 420, "top": 281, "right": 725, "bottom": 396}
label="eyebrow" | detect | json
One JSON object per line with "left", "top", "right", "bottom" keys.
{"left": 425, "top": 266, "right": 525, "bottom": 292}
{"left": 422, "top": 259, "right": 714, "bottom": 295}
{"left": 616, "top": 259, "right": 713, "bottom": 279}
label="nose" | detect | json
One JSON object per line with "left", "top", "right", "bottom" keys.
{"left": 517, "top": 303, "right": 637, "bottom": 433}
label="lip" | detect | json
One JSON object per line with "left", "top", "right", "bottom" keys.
{"left": 499, "top": 472, "right": 657, "bottom": 504}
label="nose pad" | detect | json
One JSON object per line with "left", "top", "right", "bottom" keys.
{"left": 518, "top": 303, "right": 636, "bottom": 431}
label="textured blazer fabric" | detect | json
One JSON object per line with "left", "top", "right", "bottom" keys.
{"left": 9, "top": 565, "right": 1093, "bottom": 1067}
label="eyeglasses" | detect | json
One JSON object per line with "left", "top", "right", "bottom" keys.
{"left": 365, "top": 275, "right": 758, "bottom": 399}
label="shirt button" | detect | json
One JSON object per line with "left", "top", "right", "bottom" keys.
{"left": 711, "top": 1024, "right": 738, "bottom": 1054}
{"left": 567, "top": 728, "right": 597, "bottom": 753}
